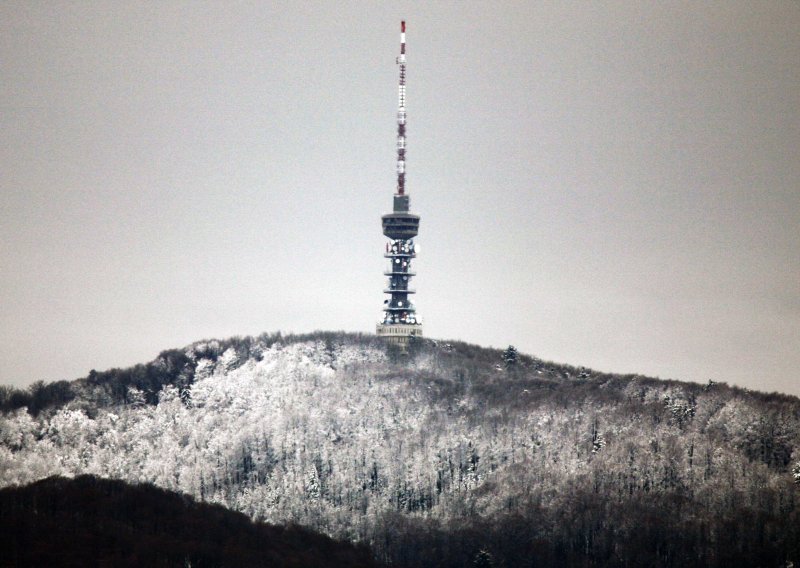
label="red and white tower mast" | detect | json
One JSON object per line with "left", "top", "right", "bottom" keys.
{"left": 396, "top": 20, "right": 407, "bottom": 196}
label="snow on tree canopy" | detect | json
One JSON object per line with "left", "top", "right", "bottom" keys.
{"left": 0, "top": 332, "right": 798, "bottom": 566}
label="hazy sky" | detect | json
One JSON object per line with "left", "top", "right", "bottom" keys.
{"left": 1, "top": 1, "right": 798, "bottom": 395}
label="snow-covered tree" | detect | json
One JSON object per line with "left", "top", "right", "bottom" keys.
{"left": 502, "top": 345, "right": 518, "bottom": 369}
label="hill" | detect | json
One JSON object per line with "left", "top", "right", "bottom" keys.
{"left": 1, "top": 332, "right": 799, "bottom": 566}
{"left": 0, "top": 474, "right": 378, "bottom": 567}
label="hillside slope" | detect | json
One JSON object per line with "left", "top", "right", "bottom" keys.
{"left": 0, "top": 474, "right": 378, "bottom": 567}
{"left": 1, "top": 332, "right": 799, "bottom": 566}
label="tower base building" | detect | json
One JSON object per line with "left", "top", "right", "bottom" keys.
{"left": 376, "top": 323, "right": 422, "bottom": 345}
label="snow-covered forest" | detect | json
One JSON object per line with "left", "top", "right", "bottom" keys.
{"left": 1, "top": 332, "right": 799, "bottom": 567}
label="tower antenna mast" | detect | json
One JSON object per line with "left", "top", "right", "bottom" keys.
{"left": 396, "top": 20, "right": 407, "bottom": 195}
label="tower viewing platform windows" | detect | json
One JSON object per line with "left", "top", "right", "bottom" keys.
{"left": 382, "top": 213, "right": 419, "bottom": 240}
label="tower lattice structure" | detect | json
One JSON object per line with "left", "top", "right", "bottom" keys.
{"left": 377, "top": 21, "right": 422, "bottom": 345}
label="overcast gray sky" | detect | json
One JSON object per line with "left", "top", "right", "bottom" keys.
{"left": 1, "top": 1, "right": 798, "bottom": 395}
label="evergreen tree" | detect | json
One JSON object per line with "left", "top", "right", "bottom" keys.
{"left": 473, "top": 549, "right": 494, "bottom": 568}
{"left": 502, "top": 345, "right": 518, "bottom": 369}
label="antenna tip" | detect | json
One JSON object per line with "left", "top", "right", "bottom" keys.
{"left": 401, "top": 21, "right": 406, "bottom": 33}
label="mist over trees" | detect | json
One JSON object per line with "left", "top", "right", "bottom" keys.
{"left": 1, "top": 332, "right": 799, "bottom": 567}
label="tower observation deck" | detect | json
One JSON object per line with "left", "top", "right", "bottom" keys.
{"left": 377, "top": 21, "right": 422, "bottom": 345}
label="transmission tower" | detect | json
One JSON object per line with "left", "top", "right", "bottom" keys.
{"left": 377, "top": 21, "right": 423, "bottom": 346}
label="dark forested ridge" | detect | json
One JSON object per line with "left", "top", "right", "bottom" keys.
{"left": 0, "top": 475, "right": 378, "bottom": 568}
{"left": 1, "top": 332, "right": 799, "bottom": 567}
